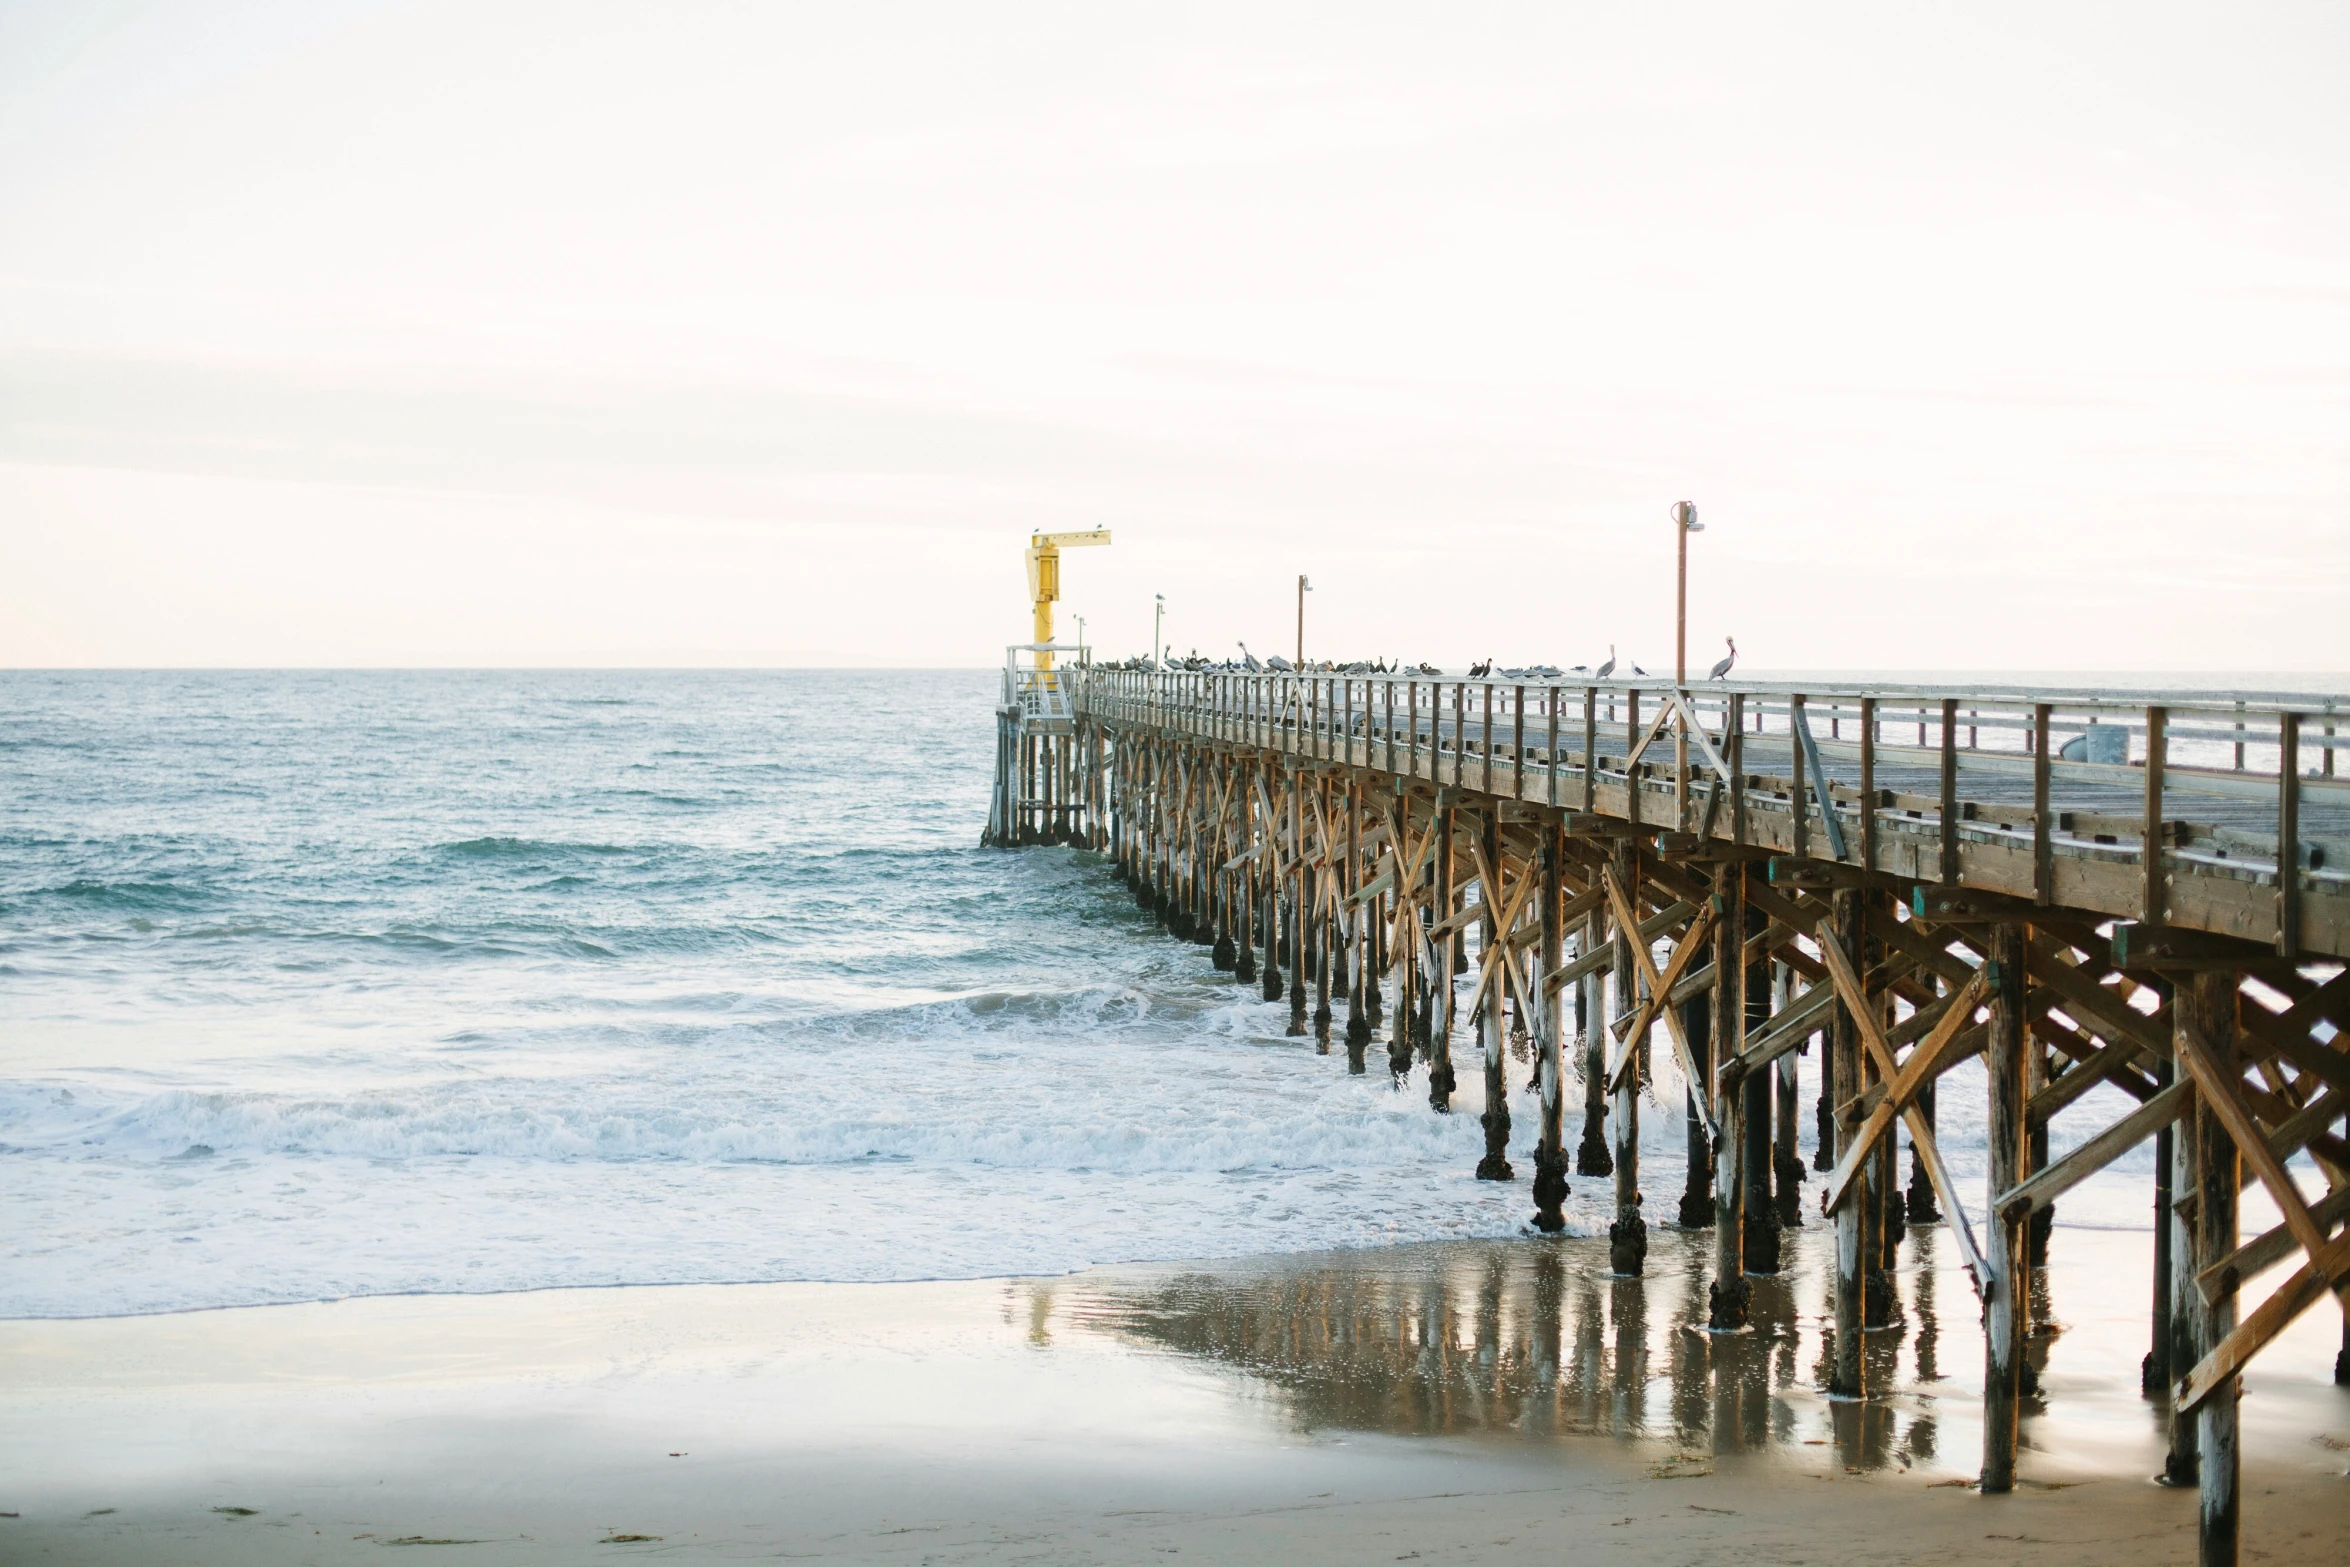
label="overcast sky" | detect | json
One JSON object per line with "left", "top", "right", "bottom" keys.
{"left": 2, "top": 2, "right": 2345, "bottom": 671}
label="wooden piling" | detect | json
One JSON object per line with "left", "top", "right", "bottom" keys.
{"left": 1678, "top": 981, "right": 1715, "bottom": 1228}
{"left": 1533, "top": 818, "right": 1569, "bottom": 1229}
{"left": 1476, "top": 808, "right": 1514, "bottom": 1180}
{"left": 1608, "top": 839, "right": 1645, "bottom": 1276}
{"left": 1384, "top": 792, "right": 1413, "bottom": 1079}
{"left": 2188, "top": 970, "right": 2242, "bottom": 1567}
{"left": 1829, "top": 887, "right": 1868, "bottom": 1398}
{"left": 1345, "top": 779, "right": 1371, "bottom": 1068}
{"left": 1287, "top": 764, "right": 1307, "bottom": 1037}
{"left": 1773, "top": 962, "right": 1804, "bottom": 1227}
{"left": 1982, "top": 921, "right": 2028, "bottom": 1493}
{"left": 1741, "top": 901, "right": 1780, "bottom": 1276}
{"left": 1907, "top": 1074, "right": 1942, "bottom": 1224}
{"left": 2143, "top": 1050, "right": 2173, "bottom": 1394}
{"left": 1710, "top": 859, "right": 1750, "bottom": 1328}
{"left": 2166, "top": 1053, "right": 2204, "bottom": 1487}
{"left": 1577, "top": 902, "right": 1611, "bottom": 1175}
{"left": 1431, "top": 803, "right": 1458, "bottom": 1110}
{"left": 1312, "top": 777, "right": 1334, "bottom": 1047}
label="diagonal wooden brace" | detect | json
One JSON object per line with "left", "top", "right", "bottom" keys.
{"left": 1601, "top": 867, "right": 1717, "bottom": 1139}
{"left": 1822, "top": 964, "right": 1991, "bottom": 1214}
{"left": 1608, "top": 902, "right": 1715, "bottom": 1045}
{"left": 1538, "top": 898, "right": 1695, "bottom": 995}
{"left": 1457, "top": 870, "right": 1537, "bottom": 1029}
{"left": 1995, "top": 1078, "right": 2193, "bottom": 1224}
{"left": 1789, "top": 703, "right": 1849, "bottom": 861}
{"left": 2177, "top": 1229, "right": 2350, "bottom": 1413}
{"left": 1816, "top": 928, "right": 1994, "bottom": 1295}
{"left": 2173, "top": 1017, "right": 2350, "bottom": 1296}
{"left": 1664, "top": 690, "right": 1736, "bottom": 785}
{"left": 1725, "top": 952, "right": 1916, "bottom": 1089}
{"left": 2198, "top": 1176, "right": 2350, "bottom": 1307}
{"left": 1621, "top": 700, "right": 1678, "bottom": 772}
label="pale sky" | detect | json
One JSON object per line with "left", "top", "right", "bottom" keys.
{"left": 2, "top": 2, "right": 2345, "bottom": 671}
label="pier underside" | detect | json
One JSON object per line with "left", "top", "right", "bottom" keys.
{"left": 989, "top": 668, "right": 2347, "bottom": 1567}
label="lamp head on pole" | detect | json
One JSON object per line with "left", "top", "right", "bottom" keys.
{"left": 1674, "top": 501, "right": 1702, "bottom": 533}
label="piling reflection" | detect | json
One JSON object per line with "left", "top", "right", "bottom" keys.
{"left": 1049, "top": 1222, "right": 1971, "bottom": 1471}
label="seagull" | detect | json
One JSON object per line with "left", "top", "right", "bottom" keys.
{"left": 1630, "top": 661, "right": 1648, "bottom": 677}
{"left": 1708, "top": 637, "right": 1737, "bottom": 680}
{"left": 1594, "top": 646, "right": 1616, "bottom": 680}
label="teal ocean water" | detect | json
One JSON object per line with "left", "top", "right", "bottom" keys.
{"left": 0, "top": 671, "right": 1571, "bottom": 1317}
{"left": 1, "top": 670, "right": 2182, "bottom": 1319}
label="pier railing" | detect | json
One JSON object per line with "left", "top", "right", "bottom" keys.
{"left": 1074, "top": 668, "right": 2348, "bottom": 960}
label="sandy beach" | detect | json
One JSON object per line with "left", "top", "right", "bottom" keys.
{"left": 4, "top": 1224, "right": 2344, "bottom": 1565}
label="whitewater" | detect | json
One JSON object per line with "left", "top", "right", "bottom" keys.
{"left": 2, "top": 670, "right": 2162, "bottom": 1319}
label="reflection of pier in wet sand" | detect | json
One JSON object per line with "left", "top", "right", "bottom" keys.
{"left": 1040, "top": 1225, "right": 2344, "bottom": 1491}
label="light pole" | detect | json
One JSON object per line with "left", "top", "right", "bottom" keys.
{"left": 1153, "top": 595, "right": 1165, "bottom": 668}
{"left": 1674, "top": 501, "right": 1703, "bottom": 686}
{"left": 1074, "top": 615, "right": 1086, "bottom": 665}
{"left": 1296, "top": 575, "right": 1312, "bottom": 669}
{"left": 1673, "top": 500, "right": 1702, "bottom": 831}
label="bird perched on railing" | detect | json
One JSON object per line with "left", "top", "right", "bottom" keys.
{"left": 1415, "top": 662, "right": 1441, "bottom": 676}
{"left": 1469, "top": 659, "right": 1492, "bottom": 677}
{"left": 1266, "top": 654, "right": 1294, "bottom": 672}
{"left": 1238, "top": 643, "right": 1263, "bottom": 672}
{"left": 1594, "top": 646, "right": 1617, "bottom": 680}
{"left": 1709, "top": 637, "right": 1737, "bottom": 680}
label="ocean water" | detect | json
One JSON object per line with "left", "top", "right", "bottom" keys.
{"left": 1, "top": 670, "right": 2166, "bottom": 1320}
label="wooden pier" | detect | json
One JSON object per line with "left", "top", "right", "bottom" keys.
{"left": 988, "top": 659, "right": 2347, "bottom": 1565}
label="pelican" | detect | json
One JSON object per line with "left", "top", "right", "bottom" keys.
{"left": 1238, "top": 642, "right": 1263, "bottom": 673}
{"left": 1708, "top": 637, "right": 1737, "bottom": 680}
{"left": 1594, "top": 646, "right": 1616, "bottom": 680}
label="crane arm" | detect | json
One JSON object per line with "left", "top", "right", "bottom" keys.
{"left": 1024, "top": 529, "right": 1112, "bottom": 667}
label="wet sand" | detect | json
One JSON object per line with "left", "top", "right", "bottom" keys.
{"left": 2, "top": 1223, "right": 2345, "bottom": 1564}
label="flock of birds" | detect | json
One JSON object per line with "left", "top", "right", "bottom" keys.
{"left": 1118, "top": 637, "right": 1738, "bottom": 682}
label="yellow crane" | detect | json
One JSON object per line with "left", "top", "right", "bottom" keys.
{"left": 1025, "top": 529, "right": 1111, "bottom": 669}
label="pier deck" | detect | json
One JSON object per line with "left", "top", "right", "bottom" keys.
{"left": 1076, "top": 673, "right": 2348, "bottom": 958}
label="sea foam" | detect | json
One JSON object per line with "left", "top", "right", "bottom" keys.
{"left": 0, "top": 669, "right": 2171, "bottom": 1319}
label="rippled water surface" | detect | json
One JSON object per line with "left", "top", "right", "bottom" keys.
{"left": 0, "top": 672, "right": 1573, "bottom": 1316}
{"left": 3, "top": 671, "right": 2176, "bottom": 1320}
